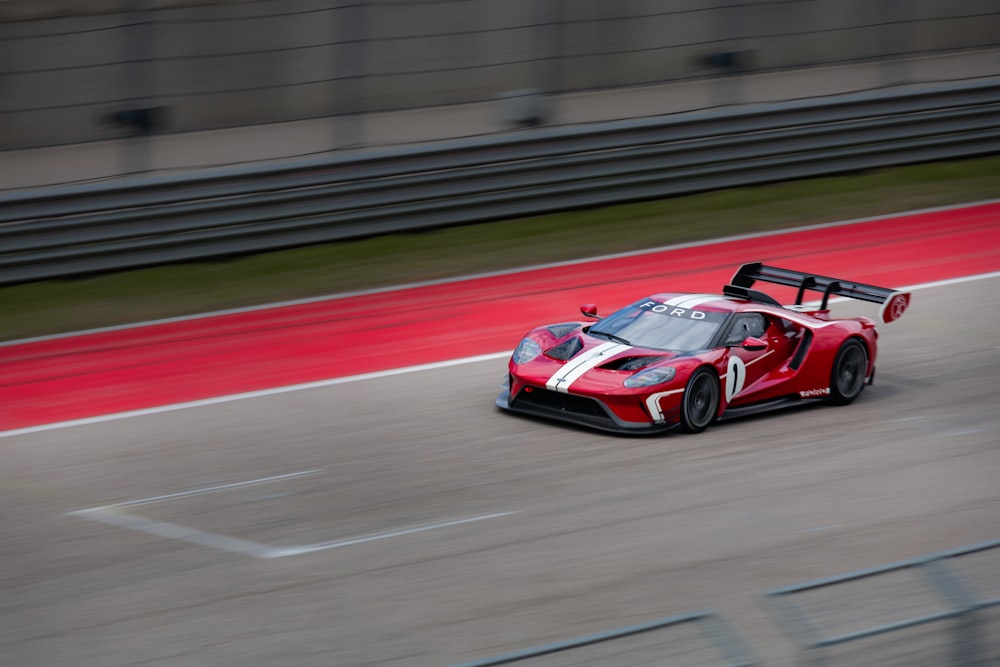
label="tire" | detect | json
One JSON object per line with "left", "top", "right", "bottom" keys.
{"left": 828, "top": 339, "right": 868, "bottom": 405}
{"left": 679, "top": 368, "right": 720, "bottom": 434}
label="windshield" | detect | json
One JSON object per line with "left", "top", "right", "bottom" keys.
{"left": 589, "top": 299, "right": 727, "bottom": 351}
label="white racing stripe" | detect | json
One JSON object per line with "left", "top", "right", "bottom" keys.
{"left": 545, "top": 341, "right": 631, "bottom": 393}
{"left": 662, "top": 294, "right": 723, "bottom": 309}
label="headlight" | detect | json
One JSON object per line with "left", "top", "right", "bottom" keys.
{"left": 512, "top": 338, "right": 542, "bottom": 364}
{"left": 624, "top": 366, "right": 676, "bottom": 388}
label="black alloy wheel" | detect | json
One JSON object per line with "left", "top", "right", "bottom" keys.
{"left": 828, "top": 339, "right": 868, "bottom": 405}
{"left": 680, "top": 368, "right": 720, "bottom": 433}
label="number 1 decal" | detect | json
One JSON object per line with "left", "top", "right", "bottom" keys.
{"left": 725, "top": 355, "right": 746, "bottom": 402}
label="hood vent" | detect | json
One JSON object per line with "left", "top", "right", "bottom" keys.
{"left": 545, "top": 337, "right": 584, "bottom": 361}
{"left": 546, "top": 323, "right": 581, "bottom": 338}
{"left": 600, "top": 355, "right": 665, "bottom": 371}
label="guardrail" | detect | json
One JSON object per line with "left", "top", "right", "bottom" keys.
{"left": 2, "top": 78, "right": 999, "bottom": 286}
{"left": 446, "top": 611, "right": 757, "bottom": 667}
{"left": 438, "top": 539, "right": 997, "bottom": 666}
{"left": 761, "top": 538, "right": 1000, "bottom": 666}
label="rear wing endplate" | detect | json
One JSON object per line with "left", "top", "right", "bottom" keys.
{"left": 728, "top": 262, "right": 911, "bottom": 323}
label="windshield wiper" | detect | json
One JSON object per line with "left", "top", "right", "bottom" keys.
{"left": 590, "top": 330, "right": 631, "bottom": 346}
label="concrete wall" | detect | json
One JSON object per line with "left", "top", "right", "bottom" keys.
{"left": 1, "top": 0, "right": 998, "bottom": 148}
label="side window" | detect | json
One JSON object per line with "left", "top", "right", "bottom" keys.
{"left": 725, "top": 313, "right": 767, "bottom": 345}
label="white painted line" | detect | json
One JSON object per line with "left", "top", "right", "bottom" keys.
{"left": 67, "top": 507, "right": 519, "bottom": 560}
{"left": 948, "top": 427, "right": 991, "bottom": 436}
{"left": 3, "top": 270, "right": 1000, "bottom": 440}
{"left": 810, "top": 271, "right": 1000, "bottom": 307}
{"left": 3, "top": 199, "right": 996, "bottom": 348}
{"left": 108, "top": 469, "right": 322, "bottom": 508}
{"left": 271, "top": 511, "right": 521, "bottom": 557}
{"left": 68, "top": 507, "right": 283, "bottom": 559}
{"left": 879, "top": 270, "right": 1000, "bottom": 291}
{"left": 0, "top": 351, "right": 511, "bottom": 439}
{"left": 801, "top": 525, "right": 840, "bottom": 533}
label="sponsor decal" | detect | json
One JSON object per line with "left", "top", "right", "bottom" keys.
{"left": 638, "top": 301, "right": 727, "bottom": 322}
{"left": 724, "top": 350, "right": 774, "bottom": 402}
{"left": 799, "top": 387, "right": 830, "bottom": 398}
{"left": 725, "top": 356, "right": 746, "bottom": 402}
{"left": 880, "top": 291, "right": 911, "bottom": 324}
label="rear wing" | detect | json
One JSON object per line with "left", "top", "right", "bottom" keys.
{"left": 727, "top": 262, "right": 911, "bottom": 323}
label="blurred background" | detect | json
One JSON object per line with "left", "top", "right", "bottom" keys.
{"left": 2, "top": 0, "right": 999, "bottom": 187}
{"left": 2, "top": 4, "right": 999, "bottom": 666}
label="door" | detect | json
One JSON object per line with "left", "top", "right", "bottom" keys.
{"left": 722, "top": 312, "right": 796, "bottom": 404}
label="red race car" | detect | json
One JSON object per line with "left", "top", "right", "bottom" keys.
{"left": 496, "top": 263, "right": 911, "bottom": 434}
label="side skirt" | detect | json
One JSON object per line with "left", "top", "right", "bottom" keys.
{"left": 719, "top": 395, "right": 824, "bottom": 421}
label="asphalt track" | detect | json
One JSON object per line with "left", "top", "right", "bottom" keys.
{"left": 2, "top": 201, "right": 999, "bottom": 432}
{"left": 2, "top": 204, "right": 999, "bottom": 666}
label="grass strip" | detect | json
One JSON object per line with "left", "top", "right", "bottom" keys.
{"left": 1, "top": 155, "right": 997, "bottom": 342}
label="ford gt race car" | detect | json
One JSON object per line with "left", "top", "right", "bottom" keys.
{"left": 496, "top": 263, "right": 911, "bottom": 434}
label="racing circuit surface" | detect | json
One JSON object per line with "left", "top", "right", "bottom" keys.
{"left": 3, "top": 202, "right": 999, "bottom": 432}
{"left": 3, "top": 270, "right": 999, "bottom": 665}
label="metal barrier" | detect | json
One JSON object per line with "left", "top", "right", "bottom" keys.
{"left": 761, "top": 538, "right": 1000, "bottom": 666}
{"left": 439, "top": 538, "right": 997, "bottom": 667}
{"left": 1, "top": 78, "right": 999, "bottom": 285}
{"left": 3, "top": 0, "right": 997, "bottom": 150}
{"left": 445, "top": 611, "right": 757, "bottom": 667}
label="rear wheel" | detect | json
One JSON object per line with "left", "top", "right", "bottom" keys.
{"left": 828, "top": 339, "right": 868, "bottom": 405}
{"left": 679, "top": 368, "right": 719, "bottom": 434}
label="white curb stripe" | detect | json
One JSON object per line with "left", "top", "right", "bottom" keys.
{"left": 2, "top": 274, "right": 998, "bottom": 439}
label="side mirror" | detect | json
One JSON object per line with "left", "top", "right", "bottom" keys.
{"left": 741, "top": 336, "right": 767, "bottom": 352}
{"left": 580, "top": 304, "right": 600, "bottom": 319}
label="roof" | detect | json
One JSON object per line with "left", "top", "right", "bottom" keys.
{"left": 643, "top": 292, "right": 747, "bottom": 313}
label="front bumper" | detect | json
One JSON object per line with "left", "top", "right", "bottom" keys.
{"left": 496, "top": 387, "right": 678, "bottom": 435}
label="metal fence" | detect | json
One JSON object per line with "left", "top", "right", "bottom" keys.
{"left": 446, "top": 611, "right": 757, "bottom": 667}
{"left": 1, "top": 77, "right": 998, "bottom": 285}
{"left": 440, "top": 540, "right": 998, "bottom": 666}
{"left": 761, "top": 539, "right": 1000, "bottom": 666}
{"left": 2, "top": 0, "right": 999, "bottom": 152}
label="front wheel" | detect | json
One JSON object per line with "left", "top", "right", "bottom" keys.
{"left": 679, "top": 368, "right": 720, "bottom": 434}
{"left": 828, "top": 339, "right": 868, "bottom": 405}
